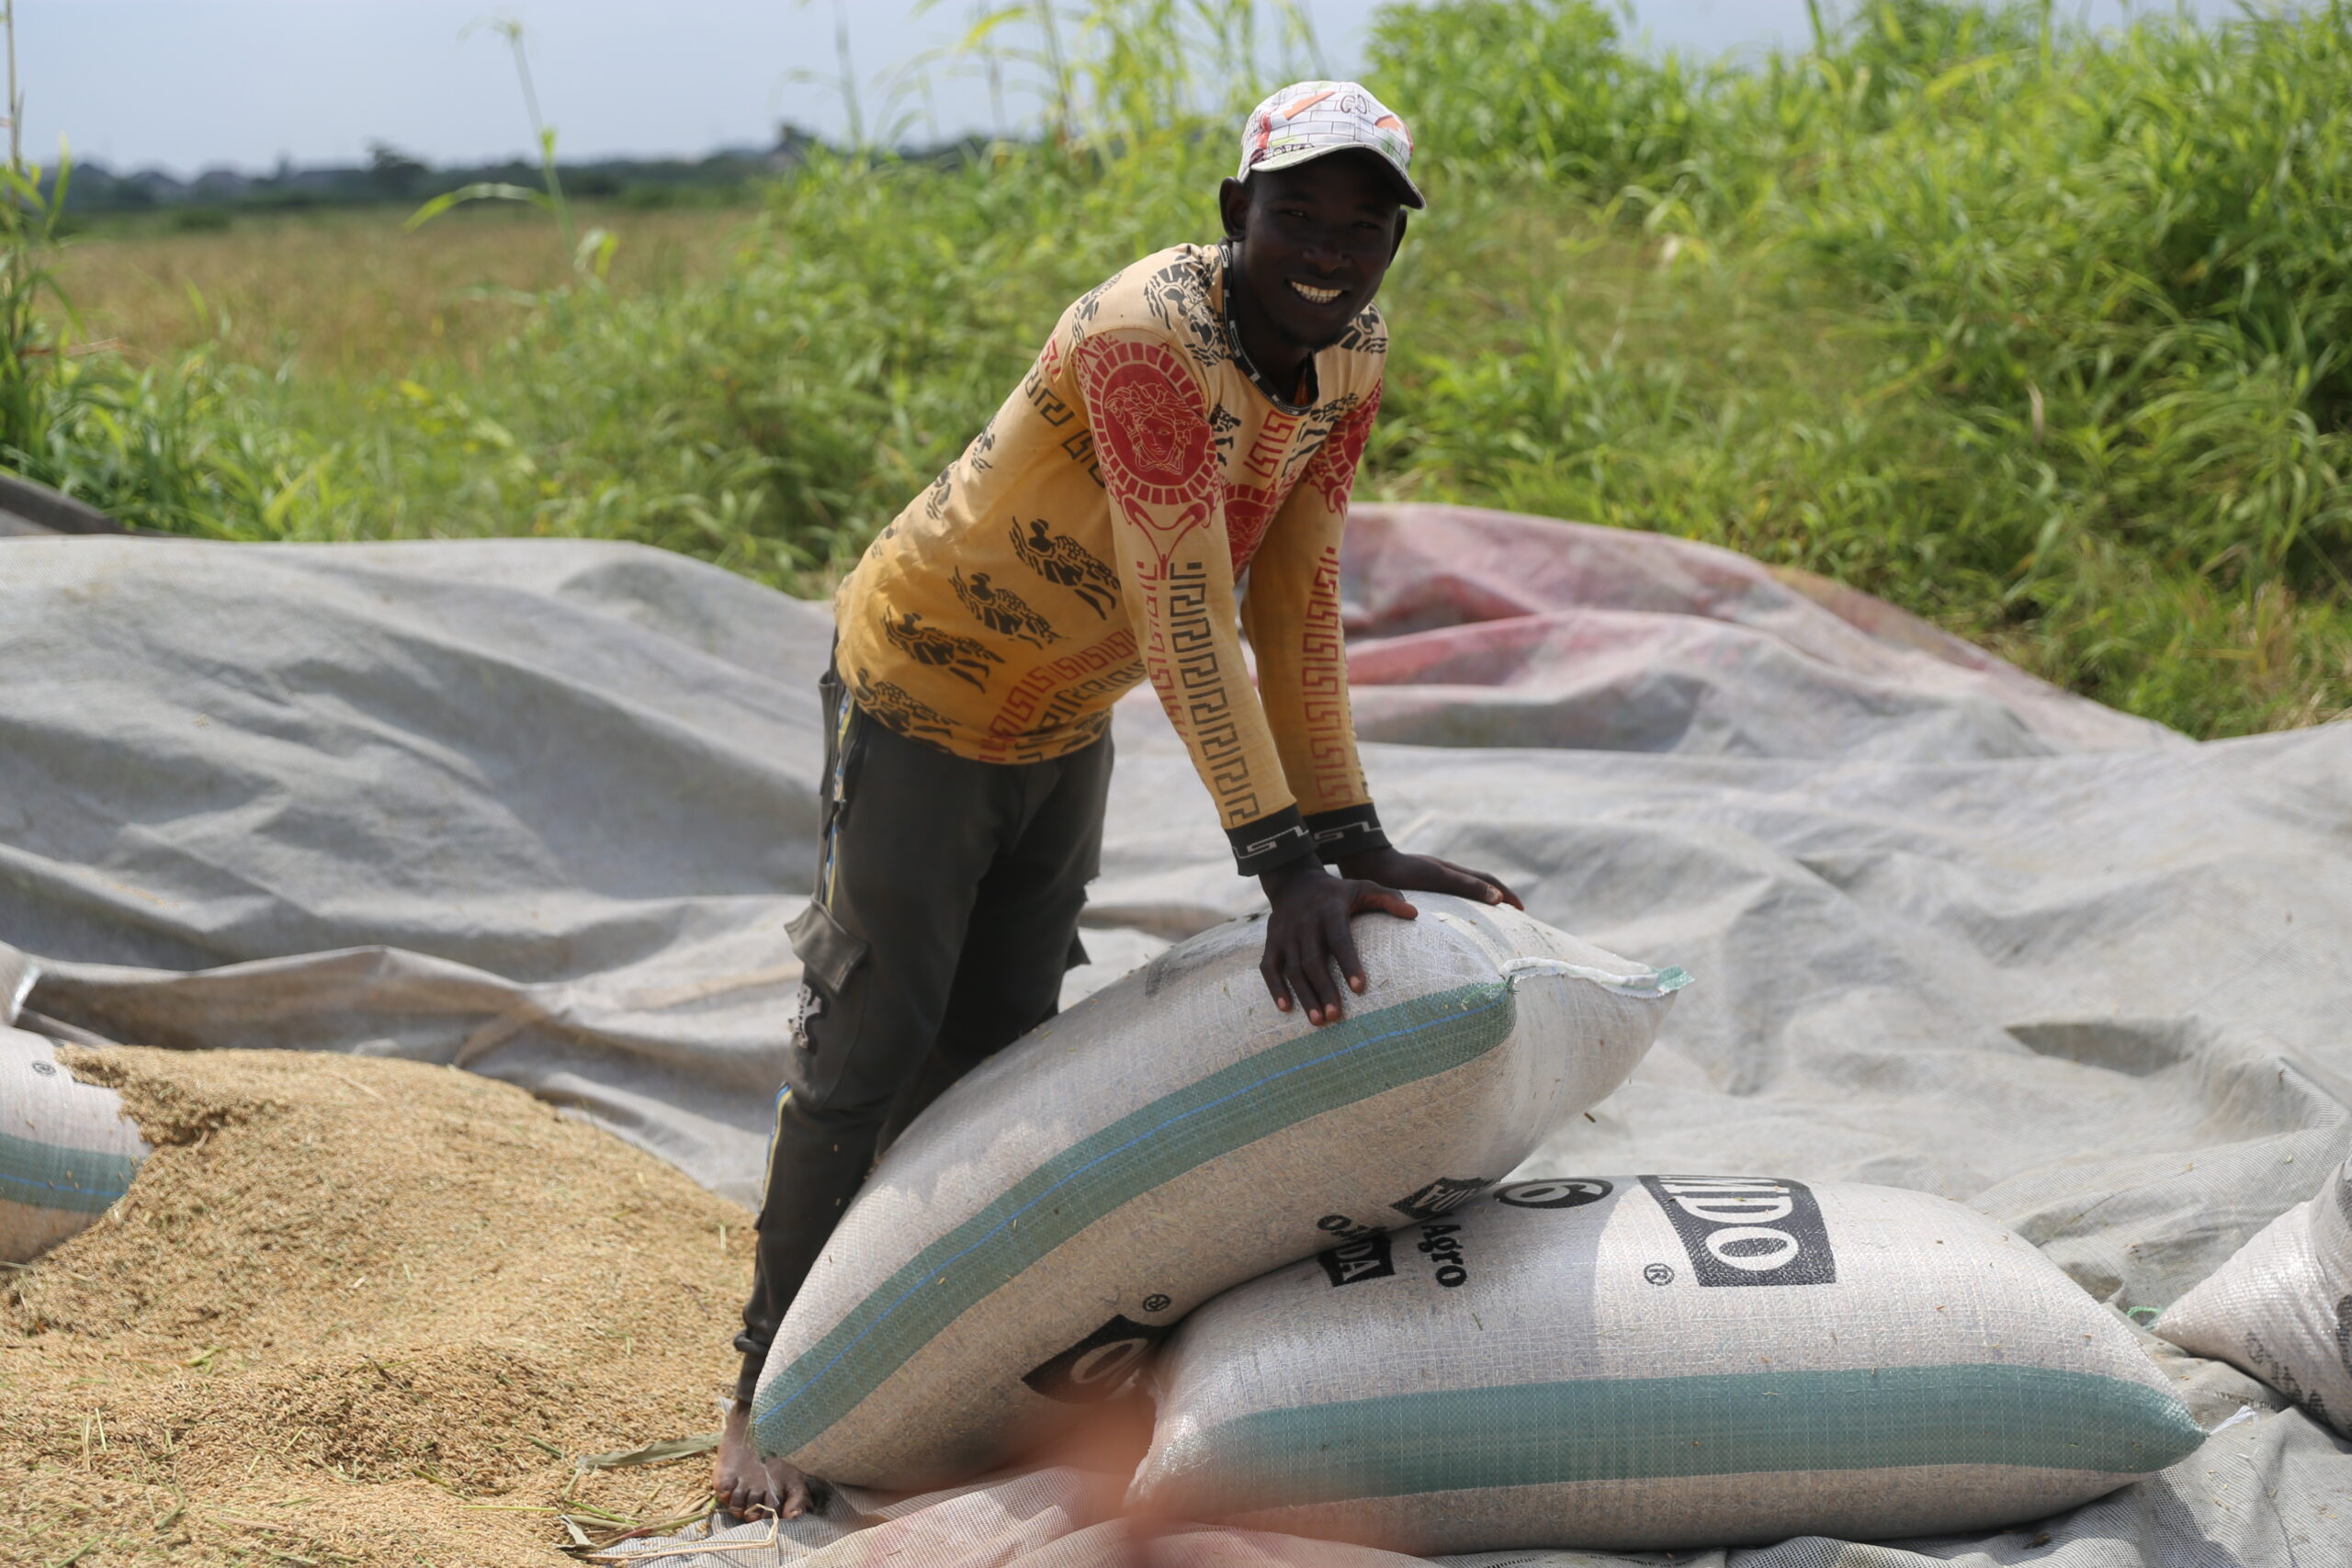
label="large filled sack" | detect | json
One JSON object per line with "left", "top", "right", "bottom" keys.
{"left": 2, "top": 1024, "right": 149, "bottom": 1262}
{"left": 1133, "top": 1175, "right": 2205, "bottom": 1551}
{"left": 2158, "top": 1155, "right": 2351, "bottom": 1436}
{"left": 752, "top": 897, "right": 1686, "bottom": 1488}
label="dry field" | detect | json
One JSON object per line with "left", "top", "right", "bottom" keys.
{"left": 58, "top": 204, "right": 757, "bottom": 378}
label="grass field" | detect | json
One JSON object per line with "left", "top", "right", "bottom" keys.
{"left": 16, "top": 0, "right": 2352, "bottom": 738}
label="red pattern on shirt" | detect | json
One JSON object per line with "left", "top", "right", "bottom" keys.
{"left": 1300, "top": 385, "right": 1382, "bottom": 517}
{"left": 1297, "top": 542, "right": 1361, "bottom": 807}
{"left": 1223, "top": 481, "right": 1280, "bottom": 575}
{"left": 1073, "top": 335, "right": 1218, "bottom": 569}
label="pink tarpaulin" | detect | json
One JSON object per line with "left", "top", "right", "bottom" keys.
{"left": 1334, "top": 504, "right": 2172, "bottom": 758}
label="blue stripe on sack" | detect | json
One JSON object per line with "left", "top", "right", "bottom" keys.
{"left": 1149, "top": 1363, "right": 2210, "bottom": 1516}
{"left": 753, "top": 980, "right": 1518, "bottom": 1459}
{"left": 0, "top": 1129, "right": 142, "bottom": 1214}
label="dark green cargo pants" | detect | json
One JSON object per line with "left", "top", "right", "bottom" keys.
{"left": 733, "top": 660, "right": 1112, "bottom": 1400}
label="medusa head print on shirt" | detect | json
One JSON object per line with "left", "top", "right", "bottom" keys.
{"left": 832, "top": 242, "right": 1387, "bottom": 874}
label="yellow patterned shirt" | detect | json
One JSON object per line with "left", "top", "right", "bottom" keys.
{"left": 833, "top": 243, "right": 1391, "bottom": 875}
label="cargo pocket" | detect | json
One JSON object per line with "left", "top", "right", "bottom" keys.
{"left": 785, "top": 899, "right": 868, "bottom": 1073}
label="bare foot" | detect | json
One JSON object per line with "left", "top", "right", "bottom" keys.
{"left": 711, "top": 1399, "right": 817, "bottom": 1519}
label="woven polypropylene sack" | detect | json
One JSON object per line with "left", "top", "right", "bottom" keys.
{"left": 2, "top": 1025, "right": 148, "bottom": 1263}
{"left": 752, "top": 896, "right": 1686, "bottom": 1488}
{"left": 1134, "top": 1176, "right": 2204, "bottom": 1552}
{"left": 2158, "top": 1156, "right": 2352, "bottom": 1436}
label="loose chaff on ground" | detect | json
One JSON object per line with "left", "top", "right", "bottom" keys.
{"left": 1, "top": 1045, "right": 760, "bottom": 1566}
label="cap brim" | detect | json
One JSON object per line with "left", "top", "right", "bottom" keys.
{"left": 1250, "top": 143, "right": 1426, "bottom": 209}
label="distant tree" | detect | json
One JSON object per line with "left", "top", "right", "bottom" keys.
{"left": 367, "top": 141, "right": 430, "bottom": 197}
{"left": 770, "top": 123, "right": 829, "bottom": 171}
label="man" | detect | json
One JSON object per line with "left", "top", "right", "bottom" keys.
{"left": 715, "top": 81, "right": 1521, "bottom": 1517}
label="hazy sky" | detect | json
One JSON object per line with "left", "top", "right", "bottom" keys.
{"left": 34, "top": 1, "right": 2252, "bottom": 175}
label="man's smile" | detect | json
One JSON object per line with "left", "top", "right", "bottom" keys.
{"left": 1288, "top": 279, "right": 1343, "bottom": 305}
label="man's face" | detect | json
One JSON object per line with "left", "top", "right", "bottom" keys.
{"left": 1221, "top": 152, "right": 1408, "bottom": 354}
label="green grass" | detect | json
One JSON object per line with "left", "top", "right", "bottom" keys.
{"left": 12, "top": 0, "right": 2351, "bottom": 736}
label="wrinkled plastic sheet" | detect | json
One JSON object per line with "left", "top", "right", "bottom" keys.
{"left": 2, "top": 504, "right": 2346, "bottom": 1563}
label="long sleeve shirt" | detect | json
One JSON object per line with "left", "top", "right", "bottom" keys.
{"left": 832, "top": 243, "right": 1391, "bottom": 875}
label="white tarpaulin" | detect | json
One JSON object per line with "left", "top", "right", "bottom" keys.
{"left": 2, "top": 504, "right": 2346, "bottom": 1562}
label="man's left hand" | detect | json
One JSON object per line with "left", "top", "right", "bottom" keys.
{"left": 1335, "top": 847, "right": 1522, "bottom": 912}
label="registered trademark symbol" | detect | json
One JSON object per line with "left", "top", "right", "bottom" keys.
{"left": 1643, "top": 1263, "right": 1675, "bottom": 1286}
{"left": 1141, "top": 1293, "right": 1171, "bottom": 1314}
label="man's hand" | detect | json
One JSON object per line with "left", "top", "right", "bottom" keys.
{"left": 1336, "top": 847, "right": 1522, "bottom": 912}
{"left": 1258, "top": 857, "right": 1417, "bottom": 1026}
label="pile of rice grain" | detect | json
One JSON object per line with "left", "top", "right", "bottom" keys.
{"left": 2, "top": 1045, "right": 759, "bottom": 1566}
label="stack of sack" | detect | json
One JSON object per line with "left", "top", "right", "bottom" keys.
{"left": 752, "top": 897, "right": 2215, "bottom": 1552}
{"left": 752, "top": 895, "right": 1682, "bottom": 1486}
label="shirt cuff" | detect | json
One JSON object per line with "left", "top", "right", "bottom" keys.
{"left": 1227, "top": 807, "right": 1317, "bottom": 877}
{"left": 1305, "top": 803, "right": 1390, "bottom": 864}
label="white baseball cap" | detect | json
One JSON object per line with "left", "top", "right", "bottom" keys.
{"left": 1236, "top": 81, "right": 1425, "bottom": 209}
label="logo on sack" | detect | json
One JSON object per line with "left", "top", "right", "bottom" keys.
{"left": 1021, "top": 1314, "right": 1168, "bottom": 1404}
{"left": 1315, "top": 1212, "right": 1382, "bottom": 1244}
{"left": 1497, "top": 1178, "right": 1613, "bottom": 1210}
{"left": 1391, "top": 1177, "right": 1491, "bottom": 1223}
{"left": 1317, "top": 1230, "right": 1396, "bottom": 1288}
{"left": 1416, "top": 1221, "right": 1469, "bottom": 1288}
{"left": 2244, "top": 1329, "right": 2330, "bottom": 1430}
{"left": 1639, "top": 1175, "right": 1837, "bottom": 1288}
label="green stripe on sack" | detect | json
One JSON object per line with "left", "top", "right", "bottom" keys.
{"left": 1153, "top": 1363, "right": 2210, "bottom": 1516}
{"left": 754, "top": 980, "right": 1517, "bottom": 1457}
{"left": 0, "top": 1128, "right": 141, "bottom": 1214}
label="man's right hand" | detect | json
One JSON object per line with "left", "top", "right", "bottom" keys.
{"left": 1258, "top": 856, "right": 1419, "bottom": 1025}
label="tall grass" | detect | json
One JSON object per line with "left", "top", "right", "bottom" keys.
{"left": 19, "top": 0, "right": 2352, "bottom": 734}
{"left": 0, "top": 0, "right": 80, "bottom": 478}
{"left": 405, "top": 17, "right": 619, "bottom": 281}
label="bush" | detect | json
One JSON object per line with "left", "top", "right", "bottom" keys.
{"left": 1364, "top": 0, "right": 2352, "bottom": 729}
